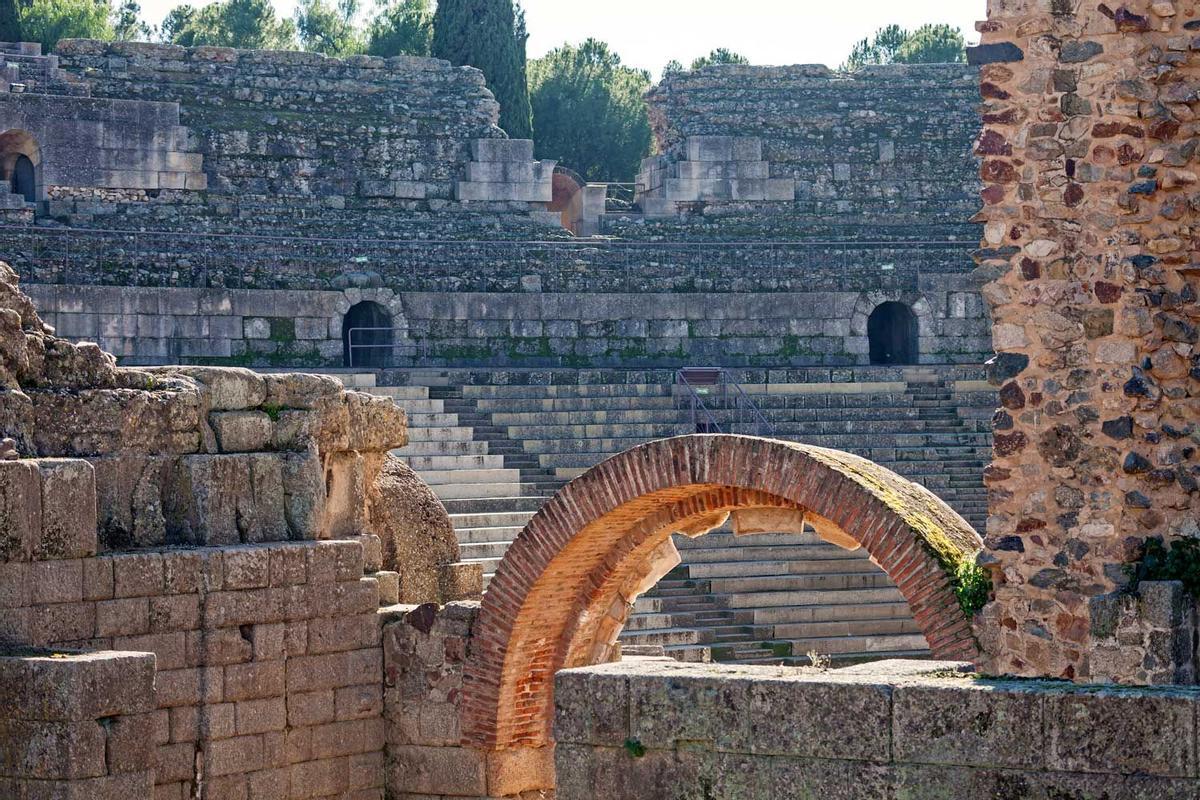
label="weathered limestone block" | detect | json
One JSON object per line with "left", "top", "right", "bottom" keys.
{"left": 32, "top": 459, "right": 97, "bottom": 561}
{"left": 345, "top": 391, "right": 407, "bottom": 453}
{"left": 89, "top": 455, "right": 173, "bottom": 549}
{"left": 164, "top": 453, "right": 287, "bottom": 545}
{"left": 0, "top": 459, "right": 40, "bottom": 562}
{"left": 210, "top": 410, "right": 272, "bottom": 453}
{"left": 281, "top": 449, "right": 326, "bottom": 540}
{"left": 158, "top": 366, "right": 266, "bottom": 410}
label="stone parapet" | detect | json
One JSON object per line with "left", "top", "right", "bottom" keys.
{"left": 555, "top": 657, "right": 1200, "bottom": 798}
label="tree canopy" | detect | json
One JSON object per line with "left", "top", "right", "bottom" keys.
{"left": 18, "top": 0, "right": 111, "bottom": 52}
{"left": 365, "top": 0, "right": 431, "bottom": 57}
{"left": 432, "top": 0, "right": 531, "bottom": 138}
{"left": 0, "top": 0, "right": 22, "bottom": 43}
{"left": 842, "top": 23, "right": 965, "bottom": 70}
{"left": 161, "top": 0, "right": 296, "bottom": 48}
{"left": 689, "top": 48, "right": 748, "bottom": 70}
{"left": 294, "top": 0, "right": 359, "bottom": 55}
{"left": 528, "top": 38, "right": 651, "bottom": 183}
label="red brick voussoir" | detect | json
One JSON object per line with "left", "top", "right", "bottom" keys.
{"left": 462, "top": 434, "right": 984, "bottom": 750}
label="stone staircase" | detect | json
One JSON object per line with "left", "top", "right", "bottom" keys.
{"left": 0, "top": 42, "right": 90, "bottom": 96}
{"left": 332, "top": 367, "right": 993, "bottom": 665}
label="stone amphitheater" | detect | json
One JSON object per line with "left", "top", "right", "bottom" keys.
{"left": 5, "top": 1, "right": 1200, "bottom": 796}
{"left": 0, "top": 36, "right": 995, "bottom": 668}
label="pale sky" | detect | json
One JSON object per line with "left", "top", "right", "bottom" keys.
{"left": 135, "top": 0, "right": 983, "bottom": 74}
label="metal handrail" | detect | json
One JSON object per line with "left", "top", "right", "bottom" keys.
{"left": 675, "top": 368, "right": 775, "bottom": 438}
{"left": 345, "top": 326, "right": 423, "bottom": 368}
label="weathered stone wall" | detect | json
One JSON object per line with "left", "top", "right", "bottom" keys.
{"left": 630, "top": 63, "right": 982, "bottom": 241}
{"left": 24, "top": 281, "right": 990, "bottom": 368}
{"left": 972, "top": 1, "right": 1200, "bottom": 680}
{"left": 554, "top": 658, "right": 1200, "bottom": 799}
{"left": 0, "top": 40, "right": 560, "bottom": 239}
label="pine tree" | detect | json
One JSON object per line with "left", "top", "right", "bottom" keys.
{"left": 432, "top": 0, "right": 531, "bottom": 139}
{"left": 0, "top": 0, "right": 21, "bottom": 44}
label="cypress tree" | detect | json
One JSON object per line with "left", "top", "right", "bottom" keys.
{"left": 432, "top": 0, "right": 532, "bottom": 139}
{"left": 0, "top": 0, "right": 22, "bottom": 45}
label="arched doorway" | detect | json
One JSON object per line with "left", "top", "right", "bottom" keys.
{"left": 459, "top": 434, "right": 983, "bottom": 793}
{"left": 342, "top": 301, "right": 393, "bottom": 368}
{"left": 0, "top": 130, "right": 40, "bottom": 204}
{"left": 11, "top": 154, "right": 35, "bottom": 202}
{"left": 868, "top": 301, "right": 919, "bottom": 365}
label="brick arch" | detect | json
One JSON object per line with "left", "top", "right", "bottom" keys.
{"left": 462, "top": 435, "right": 983, "bottom": 763}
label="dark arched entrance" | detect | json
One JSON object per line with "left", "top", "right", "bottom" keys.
{"left": 342, "top": 301, "right": 393, "bottom": 368}
{"left": 11, "top": 154, "right": 34, "bottom": 203}
{"left": 868, "top": 302, "right": 919, "bottom": 365}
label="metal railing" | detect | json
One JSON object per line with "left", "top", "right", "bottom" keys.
{"left": 675, "top": 367, "right": 776, "bottom": 438}
{"left": 345, "top": 326, "right": 426, "bottom": 368}
{"left": 0, "top": 224, "right": 973, "bottom": 291}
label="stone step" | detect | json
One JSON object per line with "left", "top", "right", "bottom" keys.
{"left": 700, "top": 571, "right": 896, "bottom": 595}
{"left": 400, "top": 454, "right": 506, "bottom": 471}
{"left": 416, "top": 468, "right": 522, "bottom": 486}
{"left": 771, "top": 617, "right": 921, "bottom": 640}
{"left": 406, "top": 426, "right": 475, "bottom": 442}
{"left": 463, "top": 383, "right": 674, "bottom": 399}
{"left": 450, "top": 511, "right": 536, "bottom": 530}
{"left": 454, "top": 525, "right": 526, "bottom": 544}
{"left": 441, "top": 496, "right": 548, "bottom": 514}
{"left": 741, "top": 587, "right": 908, "bottom": 614}
{"left": 365, "top": 386, "right": 431, "bottom": 400}
{"left": 474, "top": 397, "right": 681, "bottom": 413}
{"left": 459, "top": 540, "right": 514, "bottom": 560}
{"left": 405, "top": 412, "right": 461, "bottom": 428}
{"left": 431, "top": 482, "right": 525, "bottom": 501}
{"left": 394, "top": 440, "right": 489, "bottom": 456}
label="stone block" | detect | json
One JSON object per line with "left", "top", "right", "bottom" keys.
{"left": 0, "top": 649, "right": 156, "bottom": 720}
{"left": 627, "top": 667, "right": 751, "bottom": 751}
{"left": 892, "top": 681, "right": 1045, "bottom": 769}
{"left": 470, "top": 138, "right": 534, "bottom": 163}
{"left": 555, "top": 667, "right": 629, "bottom": 746}
{"left": 31, "top": 459, "right": 97, "bottom": 561}
{"left": 0, "top": 718, "right": 108, "bottom": 779}
{"left": 731, "top": 137, "right": 763, "bottom": 162}
{"left": 388, "top": 744, "right": 486, "bottom": 795}
{"left": 28, "top": 558, "right": 84, "bottom": 605}
{"left": 211, "top": 411, "right": 273, "bottom": 453}
{"left": 164, "top": 367, "right": 266, "bottom": 410}
{"left": 686, "top": 136, "right": 734, "bottom": 162}
{"left": 0, "top": 460, "right": 41, "bottom": 562}
{"left": 164, "top": 454, "right": 287, "bottom": 545}
{"left": 1046, "top": 688, "right": 1197, "bottom": 777}
{"left": 749, "top": 676, "right": 891, "bottom": 761}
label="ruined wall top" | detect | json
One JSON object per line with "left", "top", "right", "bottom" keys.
{"left": 972, "top": 0, "right": 1200, "bottom": 682}
{"left": 626, "top": 63, "right": 982, "bottom": 241}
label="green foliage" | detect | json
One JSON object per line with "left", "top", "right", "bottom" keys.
{"left": 162, "top": 0, "right": 296, "bottom": 49}
{"left": 432, "top": 0, "right": 531, "bottom": 138}
{"left": 261, "top": 402, "right": 283, "bottom": 422}
{"left": 0, "top": 0, "right": 20, "bottom": 42}
{"left": 896, "top": 24, "right": 967, "bottom": 65}
{"left": 111, "top": 0, "right": 148, "bottom": 40}
{"left": 953, "top": 560, "right": 991, "bottom": 618}
{"left": 528, "top": 38, "right": 651, "bottom": 182}
{"left": 689, "top": 47, "right": 748, "bottom": 71}
{"left": 661, "top": 58, "right": 683, "bottom": 77}
{"left": 295, "top": 0, "right": 360, "bottom": 55}
{"left": 622, "top": 738, "right": 646, "bottom": 758}
{"left": 19, "top": 0, "right": 111, "bottom": 52}
{"left": 1125, "top": 537, "right": 1200, "bottom": 598}
{"left": 842, "top": 23, "right": 964, "bottom": 71}
{"left": 365, "top": 0, "right": 430, "bottom": 57}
